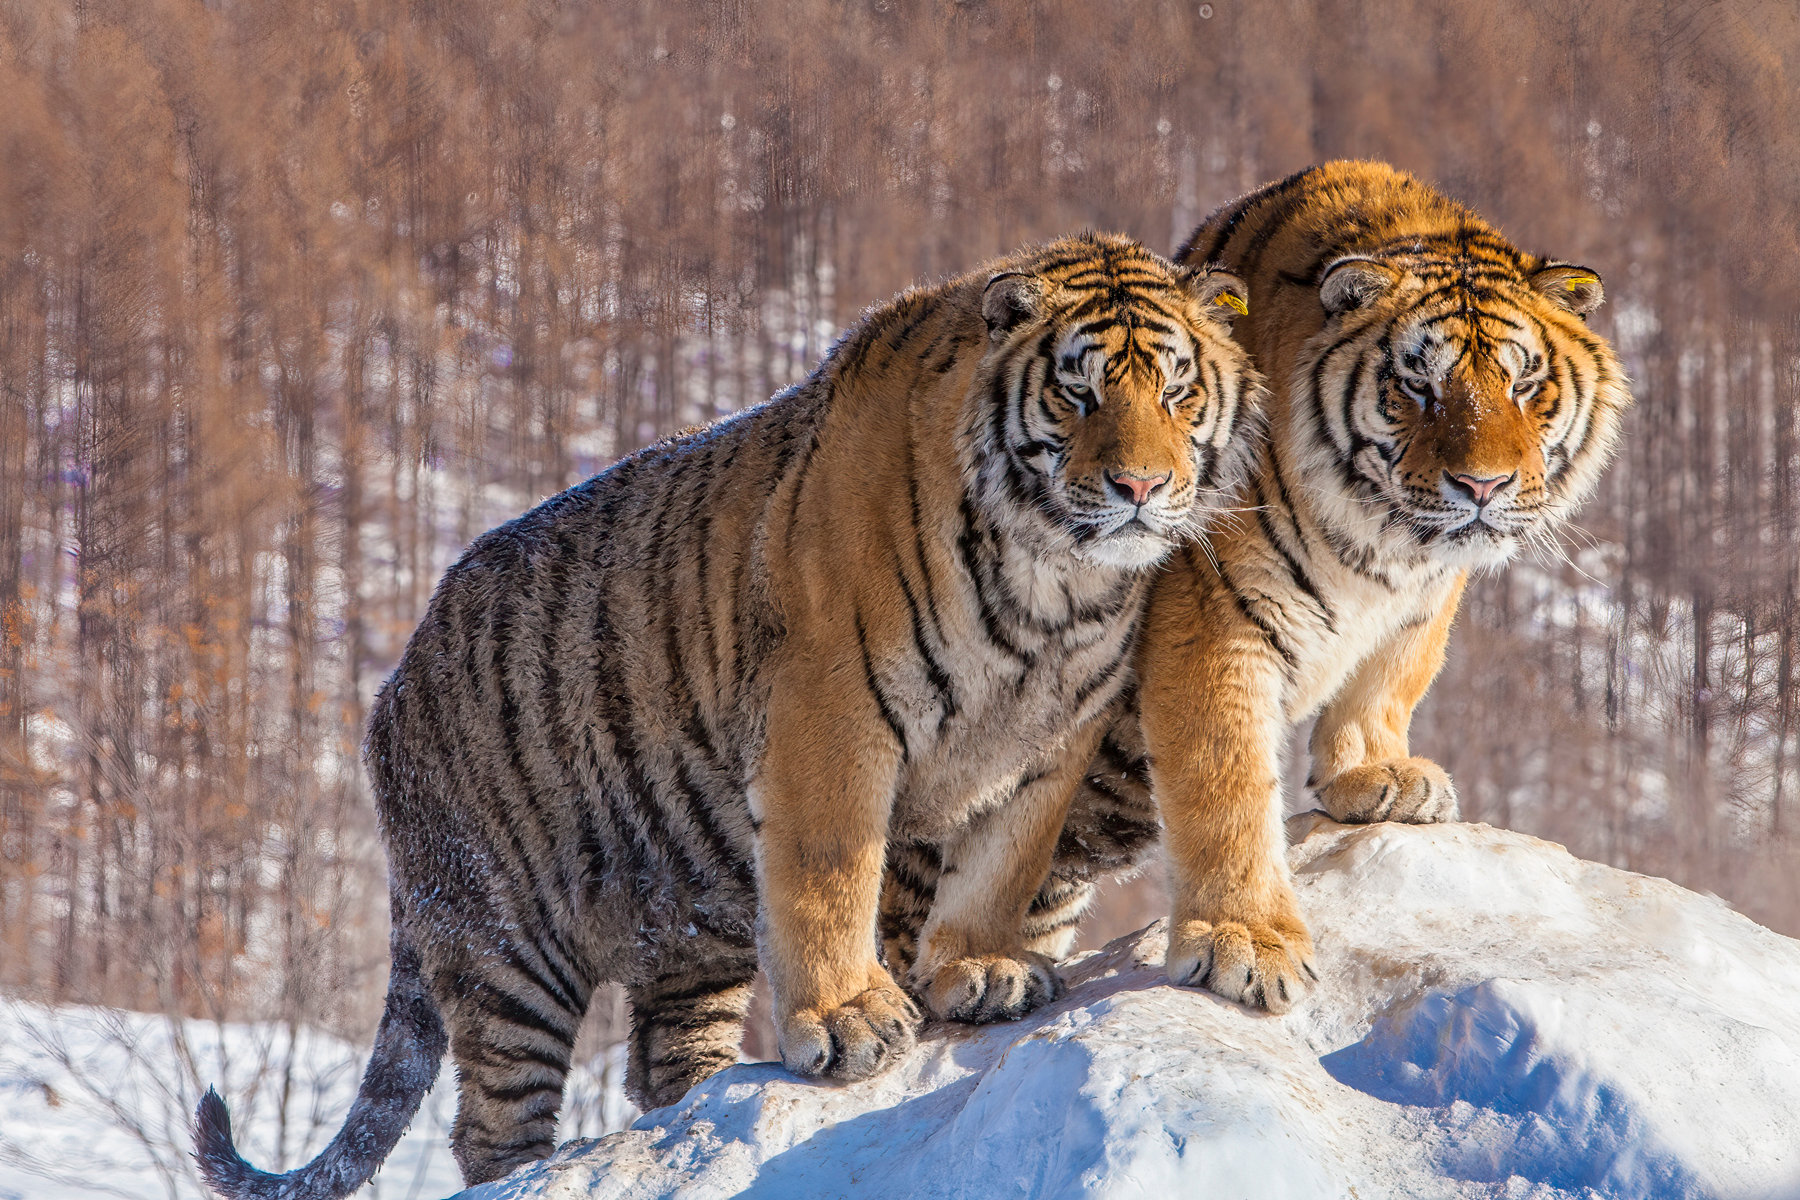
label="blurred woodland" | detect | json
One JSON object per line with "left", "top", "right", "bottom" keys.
{"left": 2, "top": 0, "right": 1798, "bottom": 1139}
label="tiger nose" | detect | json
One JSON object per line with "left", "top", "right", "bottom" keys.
{"left": 1106, "top": 469, "right": 1171, "bottom": 507}
{"left": 1446, "top": 471, "right": 1516, "bottom": 507}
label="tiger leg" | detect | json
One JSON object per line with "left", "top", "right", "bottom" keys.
{"left": 908, "top": 723, "right": 1102, "bottom": 1024}
{"left": 625, "top": 953, "right": 758, "bottom": 1110}
{"left": 1309, "top": 574, "right": 1466, "bottom": 824}
{"left": 878, "top": 840, "right": 943, "bottom": 981}
{"left": 1139, "top": 559, "right": 1315, "bottom": 1014}
{"left": 756, "top": 660, "right": 920, "bottom": 1081}
{"left": 440, "top": 942, "right": 591, "bottom": 1185}
{"left": 1021, "top": 723, "right": 1164, "bottom": 959}
{"left": 1018, "top": 874, "right": 1097, "bottom": 960}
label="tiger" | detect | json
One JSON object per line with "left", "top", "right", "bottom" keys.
{"left": 191, "top": 233, "right": 1264, "bottom": 1196}
{"left": 880, "top": 161, "right": 1631, "bottom": 1013}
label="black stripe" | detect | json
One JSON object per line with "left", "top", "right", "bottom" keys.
{"left": 476, "top": 981, "right": 573, "bottom": 1042}
{"left": 1215, "top": 559, "right": 1299, "bottom": 671}
{"left": 956, "top": 497, "right": 1032, "bottom": 665}
{"left": 1070, "top": 639, "right": 1133, "bottom": 712}
{"left": 582, "top": 561, "right": 657, "bottom": 899}
{"left": 895, "top": 560, "right": 957, "bottom": 718}
{"left": 586, "top": 570, "right": 713, "bottom": 913}
{"left": 645, "top": 972, "right": 756, "bottom": 1009}
{"left": 855, "top": 610, "right": 910, "bottom": 759}
{"left": 1253, "top": 481, "right": 1337, "bottom": 632}
{"left": 484, "top": 1041, "right": 575, "bottom": 1072}
{"left": 906, "top": 470, "right": 951, "bottom": 661}
{"left": 781, "top": 424, "right": 824, "bottom": 556}
{"left": 478, "top": 1077, "right": 564, "bottom": 1105}
{"left": 1178, "top": 165, "right": 1318, "bottom": 267}
{"left": 691, "top": 473, "right": 727, "bottom": 702}
{"left": 652, "top": 482, "right": 756, "bottom": 896}
{"left": 672, "top": 751, "right": 757, "bottom": 892}
{"left": 507, "top": 948, "right": 584, "bottom": 1016}
{"left": 885, "top": 297, "right": 936, "bottom": 351}
{"left": 884, "top": 853, "right": 940, "bottom": 900}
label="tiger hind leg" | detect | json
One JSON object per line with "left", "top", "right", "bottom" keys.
{"left": 442, "top": 947, "right": 592, "bottom": 1185}
{"left": 879, "top": 840, "right": 943, "bottom": 981}
{"left": 1020, "top": 873, "right": 1098, "bottom": 960}
{"left": 1021, "top": 736, "right": 1164, "bottom": 958}
{"left": 625, "top": 956, "right": 758, "bottom": 1110}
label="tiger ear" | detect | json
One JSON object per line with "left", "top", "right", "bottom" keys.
{"left": 1319, "top": 256, "right": 1399, "bottom": 314}
{"left": 1183, "top": 266, "right": 1250, "bottom": 324}
{"left": 1530, "top": 263, "right": 1605, "bottom": 317}
{"left": 982, "top": 271, "right": 1048, "bottom": 339}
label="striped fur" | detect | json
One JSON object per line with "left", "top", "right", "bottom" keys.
{"left": 192, "top": 234, "right": 1263, "bottom": 1195}
{"left": 887, "top": 162, "right": 1631, "bottom": 1011}
{"left": 881, "top": 710, "right": 1159, "bottom": 975}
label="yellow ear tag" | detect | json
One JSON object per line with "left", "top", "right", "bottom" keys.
{"left": 1564, "top": 275, "right": 1599, "bottom": 287}
{"left": 1216, "top": 292, "right": 1249, "bottom": 316}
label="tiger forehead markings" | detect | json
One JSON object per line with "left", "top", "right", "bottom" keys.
{"left": 191, "top": 232, "right": 1263, "bottom": 1199}
{"left": 977, "top": 250, "right": 1256, "bottom": 571}
{"left": 1299, "top": 236, "right": 1614, "bottom": 572}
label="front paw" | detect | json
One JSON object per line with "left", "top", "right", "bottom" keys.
{"left": 779, "top": 980, "right": 922, "bottom": 1082}
{"left": 1166, "top": 915, "right": 1316, "bottom": 1014}
{"left": 912, "top": 952, "right": 1064, "bottom": 1024}
{"left": 1315, "top": 757, "right": 1458, "bottom": 823}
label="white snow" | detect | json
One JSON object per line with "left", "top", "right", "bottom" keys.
{"left": 8, "top": 818, "right": 1797, "bottom": 1199}
{"left": 463, "top": 817, "right": 1800, "bottom": 1200}
{"left": 0, "top": 1000, "right": 629, "bottom": 1199}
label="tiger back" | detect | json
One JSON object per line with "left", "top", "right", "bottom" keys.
{"left": 192, "top": 233, "right": 1265, "bottom": 1198}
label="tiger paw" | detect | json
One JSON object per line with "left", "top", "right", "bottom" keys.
{"left": 912, "top": 951, "right": 1064, "bottom": 1024}
{"left": 1166, "top": 915, "right": 1316, "bottom": 1014}
{"left": 778, "top": 982, "right": 923, "bottom": 1082}
{"left": 1315, "top": 756, "right": 1459, "bottom": 824}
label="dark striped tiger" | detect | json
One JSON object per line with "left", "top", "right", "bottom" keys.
{"left": 191, "top": 233, "right": 1264, "bottom": 1195}
{"left": 883, "top": 161, "right": 1631, "bottom": 1012}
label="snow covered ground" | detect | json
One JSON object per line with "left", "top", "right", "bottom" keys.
{"left": 465, "top": 817, "right": 1800, "bottom": 1200}
{"left": 0, "top": 998, "right": 630, "bottom": 1199}
{"left": 8, "top": 817, "right": 1798, "bottom": 1199}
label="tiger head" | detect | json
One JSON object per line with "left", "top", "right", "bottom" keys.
{"left": 1298, "top": 250, "right": 1631, "bottom": 568}
{"left": 973, "top": 236, "right": 1265, "bottom": 570}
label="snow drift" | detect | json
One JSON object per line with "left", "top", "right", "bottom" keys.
{"left": 460, "top": 816, "right": 1800, "bottom": 1200}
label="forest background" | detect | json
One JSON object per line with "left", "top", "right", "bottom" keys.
{"left": 1, "top": 0, "right": 1797, "bottom": 1188}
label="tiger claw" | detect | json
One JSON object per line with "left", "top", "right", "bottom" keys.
{"left": 1166, "top": 915, "right": 1316, "bottom": 1014}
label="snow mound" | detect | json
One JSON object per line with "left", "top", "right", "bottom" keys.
{"left": 462, "top": 818, "right": 1800, "bottom": 1200}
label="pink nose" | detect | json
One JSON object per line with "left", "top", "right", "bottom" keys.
{"left": 1106, "top": 470, "right": 1171, "bottom": 507}
{"left": 1447, "top": 472, "right": 1515, "bottom": 507}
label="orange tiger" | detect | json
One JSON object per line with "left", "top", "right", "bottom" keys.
{"left": 192, "top": 233, "right": 1263, "bottom": 1196}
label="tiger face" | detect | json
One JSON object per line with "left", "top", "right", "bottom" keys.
{"left": 1303, "top": 254, "right": 1628, "bottom": 569}
{"left": 977, "top": 239, "right": 1263, "bottom": 570}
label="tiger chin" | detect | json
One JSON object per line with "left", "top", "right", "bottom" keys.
{"left": 190, "top": 233, "right": 1264, "bottom": 1197}
{"left": 876, "top": 162, "right": 1632, "bottom": 1021}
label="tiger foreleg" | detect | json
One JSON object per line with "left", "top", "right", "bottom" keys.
{"left": 754, "top": 667, "right": 921, "bottom": 1083}
{"left": 907, "top": 724, "right": 1100, "bottom": 1024}
{"left": 1308, "top": 574, "right": 1465, "bottom": 825}
{"left": 1140, "top": 562, "right": 1316, "bottom": 1014}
